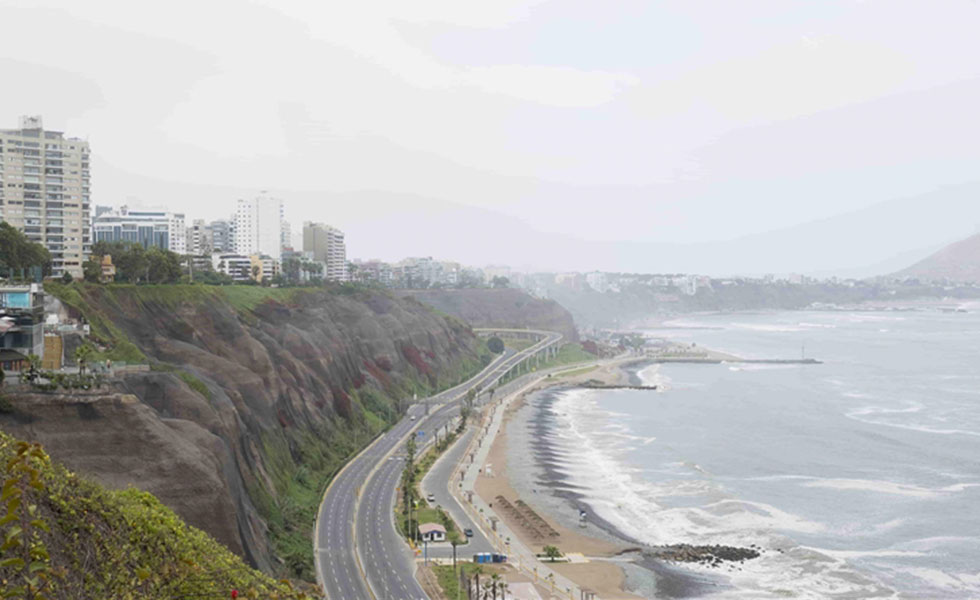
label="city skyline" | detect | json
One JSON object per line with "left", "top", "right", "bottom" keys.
{"left": 3, "top": 2, "right": 980, "bottom": 276}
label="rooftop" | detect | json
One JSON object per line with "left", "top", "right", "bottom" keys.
{"left": 418, "top": 523, "right": 446, "bottom": 535}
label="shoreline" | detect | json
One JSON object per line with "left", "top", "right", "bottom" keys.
{"left": 474, "top": 360, "right": 731, "bottom": 599}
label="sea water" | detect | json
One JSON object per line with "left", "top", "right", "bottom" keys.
{"left": 519, "top": 309, "right": 980, "bottom": 599}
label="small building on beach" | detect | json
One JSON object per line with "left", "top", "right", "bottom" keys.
{"left": 418, "top": 523, "right": 446, "bottom": 543}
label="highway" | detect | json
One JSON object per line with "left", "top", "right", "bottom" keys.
{"left": 315, "top": 330, "right": 562, "bottom": 600}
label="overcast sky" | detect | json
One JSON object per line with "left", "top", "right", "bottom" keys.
{"left": 2, "top": 1, "right": 979, "bottom": 274}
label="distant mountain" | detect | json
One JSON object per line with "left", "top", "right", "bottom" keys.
{"left": 893, "top": 233, "right": 980, "bottom": 282}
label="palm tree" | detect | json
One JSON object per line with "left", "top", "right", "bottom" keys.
{"left": 543, "top": 545, "right": 562, "bottom": 562}
{"left": 449, "top": 531, "right": 461, "bottom": 573}
{"left": 74, "top": 344, "right": 94, "bottom": 375}
{"left": 20, "top": 353, "right": 41, "bottom": 384}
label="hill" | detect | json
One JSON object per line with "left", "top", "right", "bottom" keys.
{"left": 2, "top": 283, "right": 491, "bottom": 582}
{"left": 0, "top": 430, "right": 313, "bottom": 599}
{"left": 397, "top": 288, "right": 579, "bottom": 341}
{"left": 892, "top": 233, "right": 980, "bottom": 282}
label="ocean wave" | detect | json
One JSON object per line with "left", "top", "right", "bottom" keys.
{"left": 729, "top": 322, "right": 804, "bottom": 333}
{"left": 543, "top": 389, "right": 892, "bottom": 599}
{"left": 801, "top": 478, "right": 980, "bottom": 499}
{"left": 798, "top": 322, "right": 838, "bottom": 329}
{"left": 848, "top": 403, "right": 924, "bottom": 417}
{"left": 803, "top": 547, "right": 927, "bottom": 560}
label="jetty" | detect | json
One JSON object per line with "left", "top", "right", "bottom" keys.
{"left": 645, "top": 344, "right": 822, "bottom": 365}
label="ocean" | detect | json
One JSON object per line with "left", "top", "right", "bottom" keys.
{"left": 508, "top": 308, "right": 980, "bottom": 599}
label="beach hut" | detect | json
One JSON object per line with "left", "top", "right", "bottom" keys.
{"left": 418, "top": 523, "right": 446, "bottom": 543}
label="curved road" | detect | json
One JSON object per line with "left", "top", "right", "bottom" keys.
{"left": 316, "top": 330, "right": 562, "bottom": 600}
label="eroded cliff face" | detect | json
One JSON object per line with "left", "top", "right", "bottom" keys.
{"left": 398, "top": 288, "right": 579, "bottom": 341}
{"left": 0, "top": 285, "right": 488, "bottom": 579}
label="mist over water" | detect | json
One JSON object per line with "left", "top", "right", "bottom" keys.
{"left": 519, "top": 309, "right": 980, "bottom": 599}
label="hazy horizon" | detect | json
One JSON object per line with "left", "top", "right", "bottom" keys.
{"left": 3, "top": 1, "right": 980, "bottom": 276}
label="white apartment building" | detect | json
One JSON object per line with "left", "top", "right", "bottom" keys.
{"left": 93, "top": 205, "right": 186, "bottom": 252}
{"left": 0, "top": 116, "right": 91, "bottom": 277}
{"left": 281, "top": 220, "right": 293, "bottom": 251}
{"left": 234, "top": 193, "right": 283, "bottom": 262}
{"left": 211, "top": 253, "right": 252, "bottom": 282}
{"left": 303, "top": 222, "right": 347, "bottom": 281}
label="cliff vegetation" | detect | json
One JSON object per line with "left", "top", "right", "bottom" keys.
{"left": 4, "top": 283, "right": 491, "bottom": 583}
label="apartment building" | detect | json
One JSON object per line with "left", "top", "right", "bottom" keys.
{"left": 0, "top": 116, "right": 90, "bottom": 278}
{"left": 303, "top": 222, "right": 347, "bottom": 281}
{"left": 209, "top": 218, "right": 234, "bottom": 253}
{"left": 186, "top": 219, "right": 213, "bottom": 256}
{"left": 234, "top": 193, "right": 283, "bottom": 261}
{"left": 92, "top": 205, "right": 186, "bottom": 251}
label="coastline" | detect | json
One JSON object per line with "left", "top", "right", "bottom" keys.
{"left": 474, "top": 360, "right": 728, "bottom": 599}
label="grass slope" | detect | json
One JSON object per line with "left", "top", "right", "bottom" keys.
{"left": 0, "top": 431, "right": 315, "bottom": 599}
{"left": 42, "top": 282, "right": 493, "bottom": 582}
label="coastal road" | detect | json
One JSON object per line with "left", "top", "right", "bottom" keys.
{"left": 354, "top": 332, "right": 562, "bottom": 599}
{"left": 316, "top": 330, "right": 562, "bottom": 600}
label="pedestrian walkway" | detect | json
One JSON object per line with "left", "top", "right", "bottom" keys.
{"left": 452, "top": 374, "right": 590, "bottom": 600}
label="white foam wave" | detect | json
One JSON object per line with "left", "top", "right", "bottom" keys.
{"left": 804, "top": 547, "right": 927, "bottom": 560}
{"left": 848, "top": 402, "right": 923, "bottom": 417}
{"left": 798, "top": 322, "right": 837, "bottom": 329}
{"left": 902, "top": 567, "right": 980, "bottom": 595}
{"left": 730, "top": 322, "right": 804, "bottom": 333}
{"left": 636, "top": 364, "right": 671, "bottom": 391}
{"left": 546, "top": 389, "right": 892, "bottom": 599}
{"left": 802, "top": 478, "right": 980, "bottom": 499}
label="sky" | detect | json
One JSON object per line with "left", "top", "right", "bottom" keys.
{"left": 2, "top": 0, "right": 980, "bottom": 275}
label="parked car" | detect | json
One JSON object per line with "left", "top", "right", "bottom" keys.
{"left": 464, "top": 528, "right": 474, "bottom": 538}
{"left": 427, "top": 493, "right": 436, "bottom": 503}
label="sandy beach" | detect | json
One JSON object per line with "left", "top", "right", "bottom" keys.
{"left": 474, "top": 361, "right": 646, "bottom": 599}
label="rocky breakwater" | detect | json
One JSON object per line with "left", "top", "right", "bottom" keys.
{"left": 1, "top": 284, "right": 491, "bottom": 581}
{"left": 649, "top": 544, "right": 762, "bottom": 569}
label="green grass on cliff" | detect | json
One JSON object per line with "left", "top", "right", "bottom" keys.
{"left": 43, "top": 281, "right": 494, "bottom": 583}
{"left": 0, "top": 431, "right": 315, "bottom": 599}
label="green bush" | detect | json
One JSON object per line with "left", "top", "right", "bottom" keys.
{"left": 0, "top": 432, "right": 314, "bottom": 599}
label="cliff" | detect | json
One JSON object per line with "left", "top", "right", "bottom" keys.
{"left": 1, "top": 283, "right": 491, "bottom": 581}
{"left": 893, "top": 233, "right": 980, "bottom": 283}
{"left": 0, "top": 430, "right": 314, "bottom": 599}
{"left": 398, "top": 288, "right": 579, "bottom": 341}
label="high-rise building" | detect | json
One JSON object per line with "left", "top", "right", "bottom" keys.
{"left": 0, "top": 116, "right": 91, "bottom": 277}
{"left": 281, "top": 220, "right": 293, "bottom": 252}
{"left": 303, "top": 222, "right": 347, "bottom": 281}
{"left": 208, "top": 218, "right": 233, "bottom": 253}
{"left": 186, "top": 219, "right": 212, "bottom": 256}
{"left": 92, "top": 205, "right": 186, "bottom": 251}
{"left": 234, "top": 193, "right": 283, "bottom": 261}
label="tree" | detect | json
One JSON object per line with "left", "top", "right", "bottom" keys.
{"left": 448, "top": 531, "right": 461, "bottom": 573}
{"left": 543, "top": 545, "right": 562, "bottom": 562}
{"left": 487, "top": 337, "right": 505, "bottom": 354}
{"left": 19, "top": 354, "right": 41, "bottom": 385}
{"left": 491, "top": 276, "right": 509, "bottom": 289}
{"left": 60, "top": 271, "right": 74, "bottom": 284}
{"left": 251, "top": 264, "right": 261, "bottom": 281}
{"left": 74, "top": 344, "right": 95, "bottom": 375}
{"left": 0, "top": 222, "right": 51, "bottom": 279}
{"left": 82, "top": 257, "right": 103, "bottom": 283}
{"left": 145, "top": 247, "right": 182, "bottom": 283}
